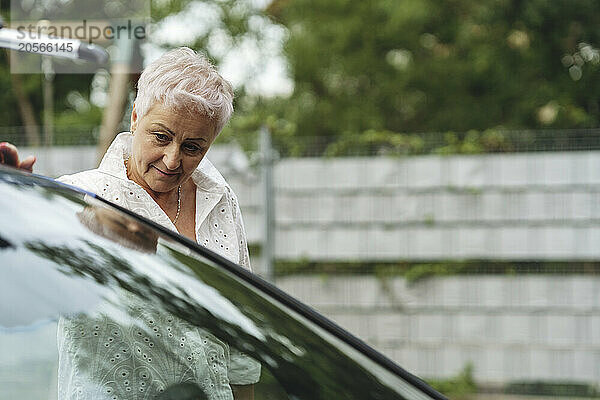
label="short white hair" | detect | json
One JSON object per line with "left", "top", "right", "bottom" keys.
{"left": 134, "top": 47, "right": 234, "bottom": 134}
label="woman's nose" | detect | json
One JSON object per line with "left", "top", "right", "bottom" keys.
{"left": 163, "top": 145, "right": 181, "bottom": 170}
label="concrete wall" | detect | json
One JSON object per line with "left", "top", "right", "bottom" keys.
{"left": 21, "top": 145, "right": 98, "bottom": 178}
{"left": 276, "top": 274, "right": 600, "bottom": 384}
{"left": 231, "top": 152, "right": 600, "bottom": 261}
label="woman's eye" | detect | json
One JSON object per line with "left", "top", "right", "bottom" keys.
{"left": 154, "top": 133, "right": 169, "bottom": 142}
{"left": 183, "top": 143, "right": 202, "bottom": 152}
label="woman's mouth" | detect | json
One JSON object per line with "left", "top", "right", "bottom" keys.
{"left": 152, "top": 165, "right": 179, "bottom": 177}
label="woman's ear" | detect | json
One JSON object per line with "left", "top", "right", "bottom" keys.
{"left": 130, "top": 104, "right": 139, "bottom": 134}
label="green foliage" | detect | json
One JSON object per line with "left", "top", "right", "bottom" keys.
{"left": 505, "top": 381, "right": 600, "bottom": 397}
{"left": 0, "top": 50, "right": 22, "bottom": 126}
{"left": 267, "top": 0, "right": 600, "bottom": 142}
{"left": 52, "top": 105, "right": 102, "bottom": 145}
{"left": 54, "top": 106, "right": 102, "bottom": 129}
{"left": 426, "top": 363, "right": 477, "bottom": 399}
{"left": 273, "top": 259, "right": 600, "bottom": 280}
{"left": 322, "top": 128, "right": 516, "bottom": 157}
{"left": 275, "top": 260, "right": 372, "bottom": 276}
{"left": 404, "top": 264, "right": 461, "bottom": 283}
{"left": 323, "top": 130, "right": 425, "bottom": 157}
{"left": 218, "top": 98, "right": 295, "bottom": 154}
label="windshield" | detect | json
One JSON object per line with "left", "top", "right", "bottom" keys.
{"left": 0, "top": 168, "right": 443, "bottom": 400}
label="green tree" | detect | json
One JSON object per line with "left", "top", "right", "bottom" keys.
{"left": 267, "top": 0, "right": 600, "bottom": 143}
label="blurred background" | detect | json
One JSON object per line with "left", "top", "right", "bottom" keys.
{"left": 2, "top": 0, "right": 600, "bottom": 398}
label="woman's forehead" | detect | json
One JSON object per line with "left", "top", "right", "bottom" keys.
{"left": 143, "top": 104, "right": 217, "bottom": 139}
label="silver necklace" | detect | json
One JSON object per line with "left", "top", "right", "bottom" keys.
{"left": 172, "top": 185, "right": 182, "bottom": 224}
{"left": 125, "top": 158, "right": 182, "bottom": 224}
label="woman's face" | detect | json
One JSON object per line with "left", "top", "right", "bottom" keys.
{"left": 129, "top": 103, "right": 217, "bottom": 195}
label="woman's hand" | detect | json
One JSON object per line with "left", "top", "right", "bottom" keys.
{"left": 0, "top": 142, "right": 36, "bottom": 172}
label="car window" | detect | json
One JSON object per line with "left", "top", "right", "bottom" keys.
{"left": 0, "top": 170, "right": 444, "bottom": 400}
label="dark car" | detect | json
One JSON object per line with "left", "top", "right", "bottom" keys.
{"left": 0, "top": 165, "right": 446, "bottom": 400}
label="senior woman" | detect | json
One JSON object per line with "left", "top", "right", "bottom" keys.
{"left": 1, "top": 47, "right": 259, "bottom": 400}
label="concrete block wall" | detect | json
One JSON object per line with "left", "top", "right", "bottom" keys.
{"left": 228, "top": 151, "right": 600, "bottom": 261}
{"left": 20, "top": 146, "right": 98, "bottom": 178}
{"left": 275, "top": 275, "right": 600, "bottom": 384}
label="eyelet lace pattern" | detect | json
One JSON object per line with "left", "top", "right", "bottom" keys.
{"left": 58, "top": 295, "right": 234, "bottom": 400}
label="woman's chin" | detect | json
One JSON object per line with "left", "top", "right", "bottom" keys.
{"left": 151, "top": 184, "right": 179, "bottom": 194}
{"left": 138, "top": 178, "right": 179, "bottom": 194}
{"left": 141, "top": 173, "right": 182, "bottom": 192}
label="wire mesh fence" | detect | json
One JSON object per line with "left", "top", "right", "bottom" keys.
{"left": 260, "top": 128, "right": 600, "bottom": 157}
{"left": 0, "top": 125, "right": 99, "bottom": 146}
{"left": 3, "top": 126, "right": 600, "bottom": 155}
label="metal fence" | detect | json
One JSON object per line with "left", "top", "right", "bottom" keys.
{"left": 3, "top": 126, "right": 600, "bottom": 154}
{"left": 262, "top": 128, "right": 600, "bottom": 157}
{"left": 0, "top": 125, "right": 98, "bottom": 147}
